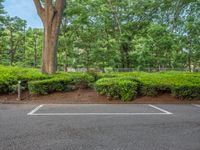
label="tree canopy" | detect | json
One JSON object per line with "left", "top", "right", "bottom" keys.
{"left": 0, "top": 0, "right": 199, "bottom": 72}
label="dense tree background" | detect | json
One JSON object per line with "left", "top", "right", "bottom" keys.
{"left": 0, "top": 0, "right": 200, "bottom": 72}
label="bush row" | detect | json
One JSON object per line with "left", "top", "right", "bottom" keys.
{"left": 28, "top": 73, "right": 95, "bottom": 94}
{"left": 0, "top": 66, "right": 95, "bottom": 94}
{"left": 1, "top": 65, "right": 199, "bottom": 100}
{"left": 95, "top": 77, "right": 138, "bottom": 101}
{"left": 0, "top": 66, "right": 49, "bottom": 93}
{"left": 95, "top": 72, "right": 200, "bottom": 100}
{"left": 28, "top": 77, "right": 72, "bottom": 95}
{"left": 138, "top": 73, "right": 200, "bottom": 99}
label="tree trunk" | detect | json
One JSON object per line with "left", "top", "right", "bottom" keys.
{"left": 188, "top": 53, "right": 191, "bottom": 72}
{"left": 64, "top": 64, "right": 68, "bottom": 72}
{"left": 42, "top": 24, "right": 58, "bottom": 74}
{"left": 122, "top": 43, "right": 130, "bottom": 68}
{"left": 63, "top": 49, "right": 68, "bottom": 72}
{"left": 107, "top": 0, "right": 122, "bottom": 35}
{"left": 86, "top": 49, "right": 90, "bottom": 72}
{"left": 34, "top": 36, "right": 37, "bottom": 68}
{"left": 33, "top": 0, "right": 66, "bottom": 74}
{"left": 188, "top": 42, "right": 192, "bottom": 72}
{"left": 23, "top": 23, "right": 26, "bottom": 61}
{"left": 9, "top": 30, "right": 14, "bottom": 66}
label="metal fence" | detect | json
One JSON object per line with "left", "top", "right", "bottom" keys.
{"left": 57, "top": 66, "right": 200, "bottom": 73}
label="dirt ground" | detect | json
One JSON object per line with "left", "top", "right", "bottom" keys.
{"left": 0, "top": 89, "right": 200, "bottom": 104}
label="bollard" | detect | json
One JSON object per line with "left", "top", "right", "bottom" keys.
{"left": 17, "top": 80, "right": 21, "bottom": 101}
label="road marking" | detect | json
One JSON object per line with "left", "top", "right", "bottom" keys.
{"left": 27, "top": 104, "right": 173, "bottom": 116}
{"left": 192, "top": 104, "right": 200, "bottom": 108}
{"left": 149, "top": 104, "right": 173, "bottom": 115}
{"left": 28, "top": 112, "right": 171, "bottom": 116}
{"left": 27, "top": 105, "right": 43, "bottom": 115}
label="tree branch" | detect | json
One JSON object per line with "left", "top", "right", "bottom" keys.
{"left": 107, "top": 0, "right": 122, "bottom": 35}
{"left": 45, "top": 0, "right": 54, "bottom": 10}
{"left": 33, "top": 0, "right": 45, "bottom": 21}
{"left": 52, "top": 0, "right": 66, "bottom": 30}
{"left": 55, "top": 0, "right": 66, "bottom": 13}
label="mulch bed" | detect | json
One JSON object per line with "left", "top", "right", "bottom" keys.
{"left": 0, "top": 89, "right": 200, "bottom": 104}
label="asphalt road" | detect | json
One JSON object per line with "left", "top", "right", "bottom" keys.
{"left": 0, "top": 104, "right": 200, "bottom": 150}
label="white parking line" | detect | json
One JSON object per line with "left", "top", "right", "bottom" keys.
{"left": 192, "top": 104, "right": 200, "bottom": 108}
{"left": 27, "top": 104, "right": 173, "bottom": 116}
{"left": 149, "top": 104, "right": 173, "bottom": 115}
{"left": 28, "top": 112, "right": 171, "bottom": 116}
{"left": 27, "top": 105, "right": 43, "bottom": 115}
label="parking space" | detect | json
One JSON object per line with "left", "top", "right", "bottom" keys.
{"left": 27, "top": 104, "right": 173, "bottom": 116}
{"left": 1, "top": 104, "right": 200, "bottom": 150}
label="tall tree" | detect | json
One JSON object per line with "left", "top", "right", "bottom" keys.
{"left": 25, "top": 28, "right": 43, "bottom": 68}
{"left": 33, "top": 0, "right": 66, "bottom": 74}
{"left": 0, "top": 0, "right": 5, "bottom": 27}
{"left": 3, "top": 16, "right": 26, "bottom": 66}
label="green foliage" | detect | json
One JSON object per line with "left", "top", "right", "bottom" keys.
{"left": 95, "top": 77, "right": 138, "bottom": 101}
{"left": 138, "top": 72, "right": 200, "bottom": 98}
{"left": 0, "top": 0, "right": 5, "bottom": 24}
{"left": 96, "top": 71, "right": 200, "bottom": 100}
{"left": 0, "top": 0, "right": 200, "bottom": 71}
{"left": 139, "top": 76, "right": 171, "bottom": 96}
{"left": 0, "top": 0, "right": 200, "bottom": 100}
{"left": 28, "top": 76, "right": 73, "bottom": 95}
{"left": 0, "top": 65, "right": 48, "bottom": 93}
{"left": 54, "top": 72, "right": 95, "bottom": 87}
{"left": 54, "top": 0, "right": 200, "bottom": 71}
{"left": 28, "top": 73, "right": 95, "bottom": 95}
{"left": 171, "top": 84, "right": 200, "bottom": 99}
{"left": 0, "top": 66, "right": 199, "bottom": 100}
{"left": 0, "top": 65, "right": 95, "bottom": 94}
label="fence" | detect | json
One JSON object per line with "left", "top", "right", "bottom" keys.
{"left": 57, "top": 66, "right": 200, "bottom": 73}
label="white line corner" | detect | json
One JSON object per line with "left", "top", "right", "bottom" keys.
{"left": 27, "top": 105, "right": 44, "bottom": 116}
{"left": 149, "top": 104, "right": 173, "bottom": 115}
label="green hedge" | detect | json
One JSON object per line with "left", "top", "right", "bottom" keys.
{"left": 1, "top": 65, "right": 200, "bottom": 100}
{"left": 28, "top": 73, "right": 95, "bottom": 95}
{"left": 0, "top": 66, "right": 49, "bottom": 93}
{"left": 138, "top": 73, "right": 200, "bottom": 99}
{"left": 68, "top": 73, "right": 95, "bottom": 87}
{"left": 138, "top": 74, "right": 171, "bottom": 96}
{"left": 95, "top": 77, "right": 138, "bottom": 101}
{"left": 96, "top": 71, "right": 200, "bottom": 100}
{"left": 0, "top": 66, "right": 95, "bottom": 94}
{"left": 171, "top": 85, "right": 200, "bottom": 99}
{"left": 171, "top": 83, "right": 200, "bottom": 99}
{"left": 28, "top": 76, "right": 73, "bottom": 95}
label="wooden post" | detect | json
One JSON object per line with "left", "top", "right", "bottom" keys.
{"left": 17, "top": 81, "right": 21, "bottom": 101}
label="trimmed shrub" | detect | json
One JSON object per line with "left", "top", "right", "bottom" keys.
{"left": 96, "top": 72, "right": 145, "bottom": 80}
{"left": 95, "top": 77, "right": 138, "bottom": 101}
{"left": 140, "top": 83, "right": 159, "bottom": 96}
{"left": 28, "top": 73, "right": 95, "bottom": 95}
{"left": 70, "top": 73, "right": 95, "bottom": 87}
{"left": 171, "top": 84, "right": 200, "bottom": 99}
{"left": 54, "top": 73, "right": 95, "bottom": 88}
{"left": 0, "top": 66, "right": 95, "bottom": 95}
{"left": 96, "top": 72, "right": 200, "bottom": 99}
{"left": 138, "top": 75, "right": 171, "bottom": 96}
{"left": 1, "top": 65, "right": 200, "bottom": 100}
{"left": 28, "top": 76, "right": 73, "bottom": 95}
{"left": 87, "top": 70, "right": 98, "bottom": 81}
{"left": 0, "top": 66, "right": 49, "bottom": 93}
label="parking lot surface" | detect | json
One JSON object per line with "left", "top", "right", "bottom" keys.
{"left": 0, "top": 104, "right": 200, "bottom": 150}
